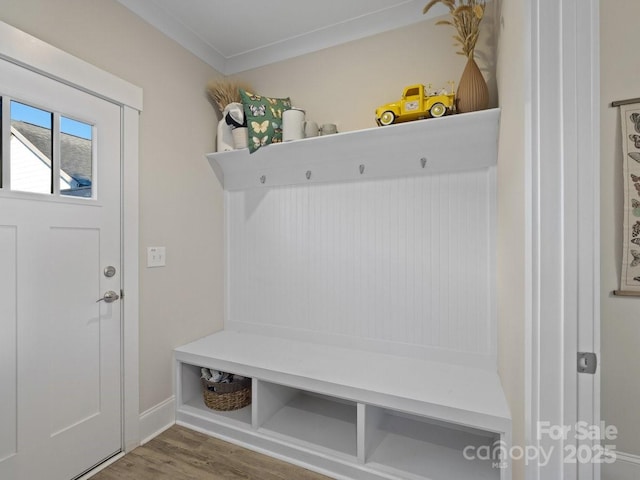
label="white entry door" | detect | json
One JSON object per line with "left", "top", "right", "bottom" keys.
{"left": 0, "top": 56, "right": 123, "bottom": 480}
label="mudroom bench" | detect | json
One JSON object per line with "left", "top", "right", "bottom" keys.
{"left": 175, "top": 330, "right": 510, "bottom": 480}
{"left": 176, "top": 109, "right": 511, "bottom": 479}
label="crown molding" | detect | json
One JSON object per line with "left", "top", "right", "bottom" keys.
{"left": 117, "top": 0, "right": 228, "bottom": 73}
{"left": 117, "top": 0, "right": 446, "bottom": 75}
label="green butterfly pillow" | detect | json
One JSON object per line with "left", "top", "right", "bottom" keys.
{"left": 240, "top": 89, "right": 292, "bottom": 153}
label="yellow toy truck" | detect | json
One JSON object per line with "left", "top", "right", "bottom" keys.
{"left": 375, "top": 84, "right": 455, "bottom": 126}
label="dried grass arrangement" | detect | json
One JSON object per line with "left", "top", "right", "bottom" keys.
{"left": 423, "top": 0, "right": 486, "bottom": 58}
{"left": 206, "top": 79, "right": 251, "bottom": 112}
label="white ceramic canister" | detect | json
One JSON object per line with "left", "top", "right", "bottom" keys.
{"left": 320, "top": 123, "right": 338, "bottom": 135}
{"left": 304, "top": 121, "right": 319, "bottom": 138}
{"left": 282, "top": 108, "right": 305, "bottom": 141}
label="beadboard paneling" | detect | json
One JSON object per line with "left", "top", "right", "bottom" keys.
{"left": 227, "top": 168, "right": 496, "bottom": 366}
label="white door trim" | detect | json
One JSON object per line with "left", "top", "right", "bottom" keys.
{"left": 0, "top": 21, "right": 142, "bottom": 111}
{"left": 526, "top": 1, "right": 600, "bottom": 479}
{"left": 0, "top": 20, "right": 143, "bottom": 453}
{"left": 122, "top": 105, "right": 141, "bottom": 452}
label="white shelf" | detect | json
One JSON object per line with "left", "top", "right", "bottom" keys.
{"left": 207, "top": 109, "right": 500, "bottom": 190}
{"left": 180, "top": 401, "right": 252, "bottom": 427}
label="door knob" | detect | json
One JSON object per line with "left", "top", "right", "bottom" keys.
{"left": 96, "top": 290, "right": 120, "bottom": 303}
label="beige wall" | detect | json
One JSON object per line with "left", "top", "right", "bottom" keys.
{"left": 495, "top": 0, "right": 526, "bottom": 478}
{"left": 0, "top": 0, "right": 225, "bottom": 413}
{"left": 600, "top": 0, "right": 640, "bottom": 457}
{"left": 232, "top": 13, "right": 498, "bottom": 133}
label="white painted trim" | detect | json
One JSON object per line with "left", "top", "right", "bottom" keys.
{"left": 115, "top": 0, "right": 227, "bottom": 74}
{"left": 602, "top": 451, "right": 640, "bottom": 480}
{"left": 0, "top": 20, "right": 142, "bottom": 110}
{"left": 138, "top": 396, "right": 176, "bottom": 445}
{"left": 576, "top": 4, "right": 602, "bottom": 480}
{"left": 116, "top": 0, "right": 447, "bottom": 75}
{"left": 223, "top": 0, "right": 444, "bottom": 75}
{"left": 0, "top": 19, "right": 143, "bottom": 461}
{"left": 122, "top": 105, "right": 141, "bottom": 452}
{"left": 527, "top": 0, "right": 600, "bottom": 479}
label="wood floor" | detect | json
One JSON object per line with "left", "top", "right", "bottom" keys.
{"left": 91, "top": 425, "right": 332, "bottom": 480}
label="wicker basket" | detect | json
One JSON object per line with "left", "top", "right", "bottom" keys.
{"left": 201, "top": 376, "right": 251, "bottom": 411}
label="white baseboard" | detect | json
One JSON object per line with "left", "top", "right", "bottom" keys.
{"left": 138, "top": 395, "right": 176, "bottom": 445}
{"left": 603, "top": 451, "right": 640, "bottom": 480}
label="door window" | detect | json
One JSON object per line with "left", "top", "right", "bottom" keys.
{"left": 2, "top": 98, "right": 94, "bottom": 198}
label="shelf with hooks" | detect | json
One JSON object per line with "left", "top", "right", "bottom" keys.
{"left": 207, "top": 108, "right": 500, "bottom": 191}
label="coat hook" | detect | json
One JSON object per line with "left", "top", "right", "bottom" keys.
{"left": 260, "top": 175, "right": 266, "bottom": 184}
{"left": 306, "top": 170, "right": 312, "bottom": 180}
{"left": 421, "top": 157, "right": 427, "bottom": 168}
{"left": 359, "top": 164, "right": 365, "bottom": 175}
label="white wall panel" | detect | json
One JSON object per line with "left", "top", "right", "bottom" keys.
{"left": 227, "top": 168, "right": 496, "bottom": 365}
{"left": 0, "top": 226, "right": 17, "bottom": 461}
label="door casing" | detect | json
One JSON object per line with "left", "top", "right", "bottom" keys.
{"left": 526, "top": 0, "right": 601, "bottom": 479}
{"left": 0, "top": 20, "right": 143, "bottom": 455}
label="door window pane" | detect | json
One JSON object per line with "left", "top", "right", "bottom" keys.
{"left": 60, "top": 117, "right": 93, "bottom": 198}
{"left": 10, "top": 101, "right": 53, "bottom": 194}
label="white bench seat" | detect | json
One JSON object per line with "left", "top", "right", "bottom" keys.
{"left": 175, "top": 329, "right": 510, "bottom": 437}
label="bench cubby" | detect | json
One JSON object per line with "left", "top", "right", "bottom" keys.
{"left": 254, "top": 381, "right": 358, "bottom": 459}
{"left": 362, "top": 406, "right": 500, "bottom": 479}
{"left": 177, "top": 362, "right": 252, "bottom": 427}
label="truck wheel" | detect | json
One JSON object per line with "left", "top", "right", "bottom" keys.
{"left": 379, "top": 111, "right": 395, "bottom": 126}
{"left": 430, "top": 103, "right": 447, "bottom": 118}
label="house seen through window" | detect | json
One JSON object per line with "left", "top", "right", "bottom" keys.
{"left": 3, "top": 99, "right": 93, "bottom": 197}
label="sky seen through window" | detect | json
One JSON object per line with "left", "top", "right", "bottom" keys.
{"left": 11, "top": 101, "right": 92, "bottom": 140}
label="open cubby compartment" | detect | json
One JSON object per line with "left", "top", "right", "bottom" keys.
{"left": 254, "top": 380, "right": 358, "bottom": 460}
{"left": 361, "top": 405, "right": 502, "bottom": 480}
{"left": 177, "top": 361, "right": 252, "bottom": 427}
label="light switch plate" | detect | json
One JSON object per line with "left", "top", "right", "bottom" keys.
{"left": 147, "top": 246, "right": 166, "bottom": 267}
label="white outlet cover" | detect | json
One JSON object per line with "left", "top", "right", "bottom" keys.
{"left": 147, "top": 246, "right": 166, "bottom": 268}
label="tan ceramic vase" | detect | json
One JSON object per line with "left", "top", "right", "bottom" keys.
{"left": 456, "top": 55, "right": 489, "bottom": 113}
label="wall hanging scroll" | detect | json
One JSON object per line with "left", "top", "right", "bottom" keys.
{"left": 619, "top": 102, "right": 640, "bottom": 293}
